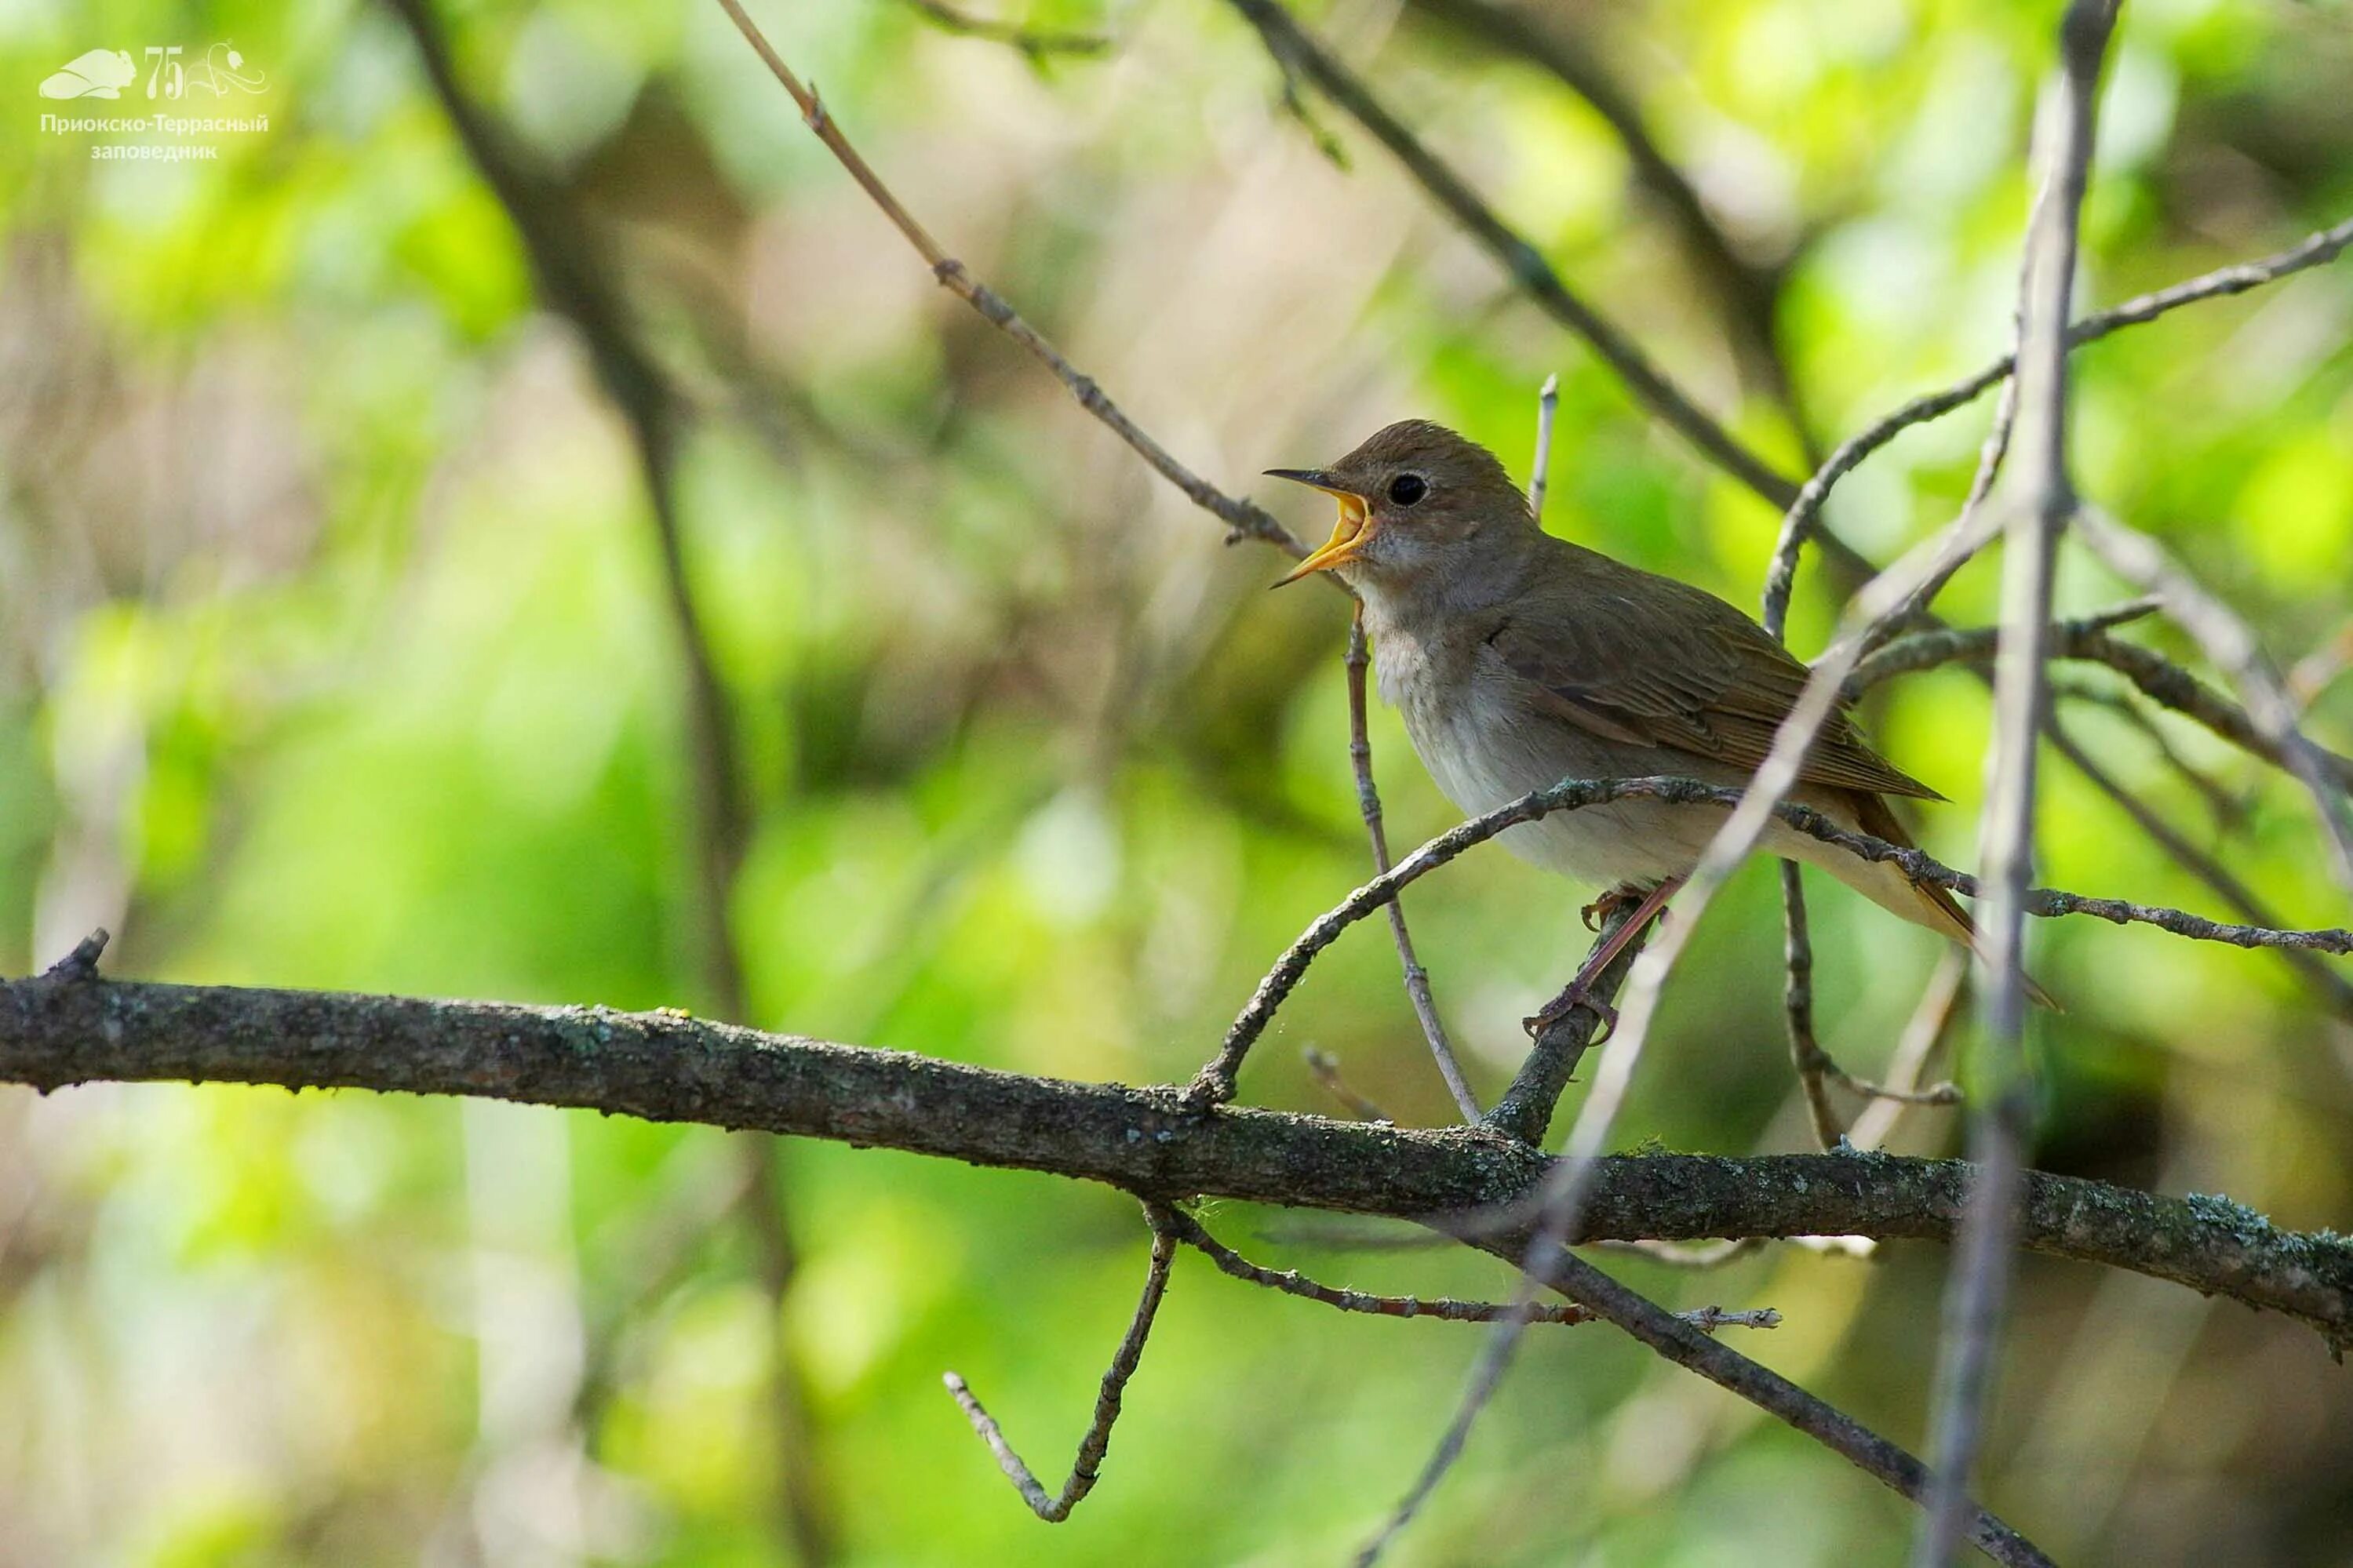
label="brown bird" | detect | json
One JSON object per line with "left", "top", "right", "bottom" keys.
{"left": 1269, "top": 418, "right": 2049, "bottom": 1032}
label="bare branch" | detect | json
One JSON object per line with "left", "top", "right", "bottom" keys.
{"left": 1853, "top": 610, "right": 2353, "bottom": 795}
{"left": 1164, "top": 1206, "right": 1779, "bottom": 1328}
{"left": 1765, "top": 213, "right": 2353, "bottom": 620}
{"left": 1222, "top": 0, "right": 1801, "bottom": 508}
{"left": 1919, "top": 9, "right": 2115, "bottom": 1563}
{"left": 1779, "top": 866, "right": 1842, "bottom": 1148}
{"left": 713, "top": 0, "right": 1305, "bottom": 555}
{"left": 1849, "top": 599, "right": 2155, "bottom": 688}
{"left": 1346, "top": 606, "right": 1480, "bottom": 1119}
{"left": 945, "top": 1206, "right": 1176, "bottom": 1520}
{"left": 1357, "top": 1235, "right": 2055, "bottom": 1568}
{"left": 1776, "top": 868, "right": 1958, "bottom": 1147}
{"left": 6, "top": 963, "right": 2351, "bottom": 1337}
{"left": 2074, "top": 506, "right": 2353, "bottom": 883}
{"left": 1192, "top": 770, "right": 2353, "bottom": 1103}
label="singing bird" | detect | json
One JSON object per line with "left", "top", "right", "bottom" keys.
{"left": 1269, "top": 419, "right": 2048, "bottom": 1032}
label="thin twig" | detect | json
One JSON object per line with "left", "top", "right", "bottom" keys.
{"left": 1854, "top": 610, "right": 2353, "bottom": 795}
{"left": 1191, "top": 769, "right": 2353, "bottom": 1101}
{"left": 1919, "top": 10, "right": 2114, "bottom": 1564}
{"left": 1164, "top": 1206, "right": 1779, "bottom": 1329}
{"left": 1775, "top": 868, "right": 1954, "bottom": 1127}
{"left": 898, "top": 0, "right": 1112, "bottom": 57}
{"left": 1223, "top": 0, "right": 1800, "bottom": 508}
{"left": 1779, "top": 864, "right": 1842, "bottom": 1149}
{"left": 2056, "top": 726, "right": 2353, "bottom": 1025}
{"left": 1356, "top": 1239, "right": 2053, "bottom": 1568}
{"left": 943, "top": 1205, "right": 1178, "bottom": 1521}
{"left": 1529, "top": 372, "right": 1561, "bottom": 521}
{"left": 2050, "top": 678, "right": 2253, "bottom": 835}
{"left": 1850, "top": 950, "right": 1972, "bottom": 1153}
{"left": 1305, "top": 1048, "right": 1393, "bottom": 1124}
{"left": 1765, "top": 212, "right": 2353, "bottom": 615}
{"left": 2074, "top": 506, "right": 2353, "bottom": 884}
{"left": 1396, "top": 0, "right": 1805, "bottom": 427}
{"left": 1849, "top": 599, "right": 2157, "bottom": 689}
{"left": 2290, "top": 620, "right": 2353, "bottom": 709}
{"left": 1347, "top": 604, "right": 1480, "bottom": 1119}
{"left": 714, "top": 0, "right": 1305, "bottom": 555}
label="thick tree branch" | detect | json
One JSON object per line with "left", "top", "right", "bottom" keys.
{"left": 5, "top": 966, "right": 2348, "bottom": 1340}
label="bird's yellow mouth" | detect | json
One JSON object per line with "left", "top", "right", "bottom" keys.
{"left": 1265, "top": 469, "right": 1372, "bottom": 585}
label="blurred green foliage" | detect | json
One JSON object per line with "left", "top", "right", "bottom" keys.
{"left": 2, "top": 0, "right": 2351, "bottom": 1563}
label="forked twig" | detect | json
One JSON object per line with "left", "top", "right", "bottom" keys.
{"left": 1354, "top": 1237, "right": 2051, "bottom": 1568}
{"left": 1854, "top": 611, "right": 2353, "bottom": 795}
{"left": 1164, "top": 1207, "right": 1778, "bottom": 1330}
{"left": 1193, "top": 772, "right": 2353, "bottom": 1103}
{"left": 944, "top": 1205, "right": 1178, "bottom": 1521}
{"left": 1780, "top": 862, "right": 1843, "bottom": 1148}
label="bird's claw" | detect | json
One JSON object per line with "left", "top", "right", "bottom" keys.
{"left": 1524, "top": 988, "right": 1618, "bottom": 1046}
{"left": 1580, "top": 886, "right": 1647, "bottom": 933}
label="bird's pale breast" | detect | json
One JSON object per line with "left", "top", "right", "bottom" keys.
{"left": 1376, "top": 625, "right": 1728, "bottom": 890}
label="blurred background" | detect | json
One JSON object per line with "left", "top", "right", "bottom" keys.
{"left": 4, "top": 0, "right": 2353, "bottom": 1562}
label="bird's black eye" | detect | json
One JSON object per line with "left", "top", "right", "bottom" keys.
{"left": 1387, "top": 473, "right": 1428, "bottom": 507}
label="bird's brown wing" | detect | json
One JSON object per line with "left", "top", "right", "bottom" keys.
{"left": 1487, "top": 547, "right": 1944, "bottom": 801}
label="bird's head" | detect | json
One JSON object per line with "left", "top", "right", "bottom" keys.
{"left": 1266, "top": 420, "right": 1532, "bottom": 592}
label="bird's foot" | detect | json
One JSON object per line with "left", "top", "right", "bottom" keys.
{"left": 1580, "top": 885, "right": 1650, "bottom": 933}
{"left": 1524, "top": 985, "right": 1618, "bottom": 1046}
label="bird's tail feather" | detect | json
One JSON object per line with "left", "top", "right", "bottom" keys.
{"left": 1849, "top": 793, "right": 2061, "bottom": 1012}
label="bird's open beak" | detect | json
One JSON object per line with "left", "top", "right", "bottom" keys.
{"left": 1265, "top": 469, "right": 1372, "bottom": 586}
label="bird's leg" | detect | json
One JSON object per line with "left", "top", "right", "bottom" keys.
{"left": 1527, "top": 876, "right": 1685, "bottom": 1042}
{"left": 1580, "top": 885, "right": 1648, "bottom": 933}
